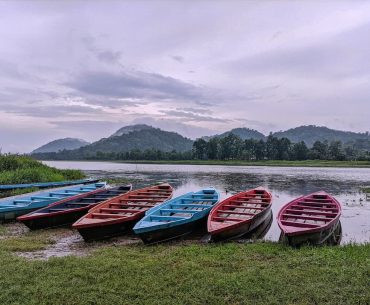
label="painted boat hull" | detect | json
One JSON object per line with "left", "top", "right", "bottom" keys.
{"left": 279, "top": 219, "right": 342, "bottom": 247}
{"left": 18, "top": 185, "right": 132, "bottom": 230}
{"left": 240, "top": 211, "right": 273, "bottom": 240}
{"left": 0, "top": 207, "right": 39, "bottom": 222}
{"left": 73, "top": 184, "right": 174, "bottom": 241}
{"left": 210, "top": 207, "right": 272, "bottom": 242}
{"left": 20, "top": 209, "right": 89, "bottom": 230}
{"left": 76, "top": 219, "right": 137, "bottom": 242}
{"left": 136, "top": 217, "right": 206, "bottom": 245}
{"left": 0, "top": 183, "right": 105, "bottom": 222}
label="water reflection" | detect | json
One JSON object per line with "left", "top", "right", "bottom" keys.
{"left": 44, "top": 161, "right": 370, "bottom": 244}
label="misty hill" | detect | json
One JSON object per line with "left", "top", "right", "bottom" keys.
{"left": 32, "top": 125, "right": 194, "bottom": 159}
{"left": 272, "top": 125, "right": 370, "bottom": 147}
{"left": 204, "top": 128, "right": 266, "bottom": 141}
{"left": 110, "top": 124, "right": 153, "bottom": 137}
{"left": 32, "top": 138, "right": 90, "bottom": 153}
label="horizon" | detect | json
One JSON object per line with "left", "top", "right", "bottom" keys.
{"left": 1, "top": 1, "right": 370, "bottom": 152}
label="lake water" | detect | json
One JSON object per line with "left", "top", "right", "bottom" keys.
{"left": 44, "top": 161, "right": 370, "bottom": 244}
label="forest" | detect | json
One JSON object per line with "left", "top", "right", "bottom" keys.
{"left": 33, "top": 134, "right": 370, "bottom": 161}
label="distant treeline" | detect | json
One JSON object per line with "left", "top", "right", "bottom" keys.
{"left": 33, "top": 134, "right": 370, "bottom": 162}
{"left": 192, "top": 134, "right": 370, "bottom": 161}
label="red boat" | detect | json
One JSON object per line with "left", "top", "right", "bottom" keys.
{"left": 277, "top": 191, "right": 342, "bottom": 246}
{"left": 207, "top": 187, "right": 272, "bottom": 242}
{"left": 72, "top": 183, "right": 173, "bottom": 241}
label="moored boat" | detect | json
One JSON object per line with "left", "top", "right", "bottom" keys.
{"left": 72, "top": 183, "right": 173, "bottom": 241}
{"left": 0, "top": 182, "right": 106, "bottom": 222}
{"left": 133, "top": 188, "right": 220, "bottom": 244}
{"left": 0, "top": 178, "right": 100, "bottom": 191}
{"left": 17, "top": 184, "right": 132, "bottom": 230}
{"left": 207, "top": 187, "right": 272, "bottom": 242}
{"left": 277, "top": 191, "right": 342, "bottom": 246}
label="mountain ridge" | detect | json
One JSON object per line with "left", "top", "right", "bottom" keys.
{"left": 32, "top": 124, "right": 370, "bottom": 157}
{"left": 32, "top": 138, "right": 90, "bottom": 154}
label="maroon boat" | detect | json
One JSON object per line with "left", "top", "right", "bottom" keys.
{"left": 208, "top": 187, "right": 272, "bottom": 242}
{"left": 17, "top": 184, "right": 132, "bottom": 230}
{"left": 277, "top": 191, "right": 342, "bottom": 246}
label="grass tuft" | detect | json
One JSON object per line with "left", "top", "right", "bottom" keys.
{"left": 0, "top": 154, "right": 85, "bottom": 198}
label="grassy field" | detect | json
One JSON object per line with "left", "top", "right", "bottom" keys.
{"left": 0, "top": 154, "right": 85, "bottom": 198}
{"left": 0, "top": 233, "right": 368, "bottom": 305}
{"left": 115, "top": 159, "right": 370, "bottom": 168}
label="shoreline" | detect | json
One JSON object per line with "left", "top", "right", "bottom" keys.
{"left": 42, "top": 159, "right": 370, "bottom": 168}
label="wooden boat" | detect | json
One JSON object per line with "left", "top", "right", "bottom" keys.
{"left": 0, "top": 182, "right": 106, "bottom": 222}
{"left": 277, "top": 191, "right": 342, "bottom": 246}
{"left": 72, "top": 183, "right": 173, "bottom": 241}
{"left": 207, "top": 187, "right": 272, "bottom": 242}
{"left": 0, "top": 178, "right": 100, "bottom": 191}
{"left": 17, "top": 184, "right": 132, "bottom": 230}
{"left": 133, "top": 188, "right": 220, "bottom": 244}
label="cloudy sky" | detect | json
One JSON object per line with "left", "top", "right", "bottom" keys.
{"left": 1, "top": 1, "right": 370, "bottom": 152}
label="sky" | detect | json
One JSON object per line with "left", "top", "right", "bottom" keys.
{"left": 1, "top": 1, "right": 370, "bottom": 153}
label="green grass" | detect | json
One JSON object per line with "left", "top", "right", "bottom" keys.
{"left": 0, "top": 240, "right": 368, "bottom": 305}
{"left": 0, "top": 154, "right": 85, "bottom": 197}
{"left": 114, "top": 159, "right": 370, "bottom": 168}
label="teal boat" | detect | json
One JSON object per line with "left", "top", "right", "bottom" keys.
{"left": 0, "top": 178, "right": 100, "bottom": 191}
{"left": 0, "top": 182, "right": 106, "bottom": 222}
{"left": 133, "top": 188, "right": 219, "bottom": 244}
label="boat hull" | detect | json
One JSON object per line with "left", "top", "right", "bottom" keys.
{"left": 210, "top": 207, "right": 272, "bottom": 242}
{"left": 279, "top": 219, "right": 342, "bottom": 247}
{"left": 20, "top": 209, "right": 88, "bottom": 230}
{"left": 0, "top": 208, "right": 39, "bottom": 222}
{"left": 136, "top": 217, "right": 206, "bottom": 245}
{"left": 76, "top": 219, "right": 137, "bottom": 242}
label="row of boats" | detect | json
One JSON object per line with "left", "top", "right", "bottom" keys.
{"left": 0, "top": 181, "right": 342, "bottom": 246}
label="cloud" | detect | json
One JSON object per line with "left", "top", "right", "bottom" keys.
{"left": 170, "top": 55, "right": 184, "bottom": 63}
{"left": 160, "top": 110, "right": 228, "bottom": 123}
{"left": 65, "top": 70, "right": 214, "bottom": 104}
{"left": 226, "top": 22, "right": 370, "bottom": 79}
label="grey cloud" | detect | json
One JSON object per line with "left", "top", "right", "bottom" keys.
{"left": 132, "top": 117, "right": 218, "bottom": 139}
{"left": 170, "top": 55, "right": 184, "bottom": 63}
{"left": 65, "top": 70, "right": 213, "bottom": 104}
{"left": 4, "top": 104, "right": 103, "bottom": 118}
{"left": 227, "top": 22, "right": 370, "bottom": 79}
{"left": 82, "top": 35, "right": 122, "bottom": 64}
{"left": 161, "top": 110, "right": 229, "bottom": 123}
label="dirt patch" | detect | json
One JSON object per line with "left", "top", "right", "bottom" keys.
{"left": 15, "top": 229, "right": 142, "bottom": 260}
{"left": 0, "top": 222, "right": 28, "bottom": 239}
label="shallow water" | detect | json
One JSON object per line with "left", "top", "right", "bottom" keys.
{"left": 45, "top": 161, "right": 370, "bottom": 244}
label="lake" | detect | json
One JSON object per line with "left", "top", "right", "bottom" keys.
{"left": 44, "top": 161, "right": 370, "bottom": 244}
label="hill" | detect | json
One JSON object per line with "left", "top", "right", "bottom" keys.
{"left": 272, "top": 125, "right": 370, "bottom": 147}
{"left": 32, "top": 138, "right": 90, "bottom": 153}
{"left": 32, "top": 125, "right": 194, "bottom": 159}
{"left": 204, "top": 128, "right": 265, "bottom": 141}
{"left": 110, "top": 124, "right": 153, "bottom": 137}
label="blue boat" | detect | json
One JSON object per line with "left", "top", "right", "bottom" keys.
{"left": 133, "top": 188, "right": 219, "bottom": 244}
{"left": 0, "top": 182, "right": 106, "bottom": 222}
{"left": 0, "top": 178, "right": 100, "bottom": 191}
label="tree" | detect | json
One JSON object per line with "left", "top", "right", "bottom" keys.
{"left": 206, "top": 138, "right": 219, "bottom": 159}
{"left": 192, "top": 139, "right": 207, "bottom": 160}
{"left": 310, "top": 140, "right": 329, "bottom": 160}
{"left": 291, "top": 141, "right": 309, "bottom": 160}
